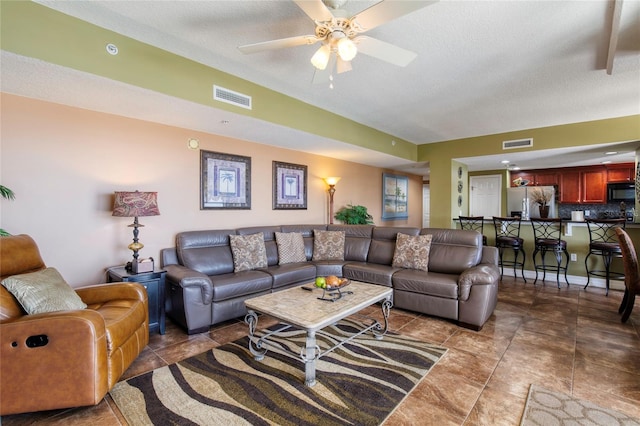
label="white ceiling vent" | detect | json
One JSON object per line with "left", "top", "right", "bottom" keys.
{"left": 503, "top": 138, "right": 533, "bottom": 150}
{"left": 213, "top": 85, "right": 252, "bottom": 110}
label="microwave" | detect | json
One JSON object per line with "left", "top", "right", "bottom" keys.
{"left": 607, "top": 182, "right": 635, "bottom": 203}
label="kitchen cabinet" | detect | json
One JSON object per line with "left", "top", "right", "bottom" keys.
{"left": 532, "top": 171, "right": 558, "bottom": 186}
{"left": 559, "top": 167, "right": 606, "bottom": 204}
{"left": 509, "top": 171, "right": 557, "bottom": 187}
{"left": 560, "top": 171, "right": 580, "bottom": 203}
{"left": 582, "top": 168, "right": 607, "bottom": 203}
{"left": 510, "top": 171, "right": 534, "bottom": 187}
{"left": 607, "top": 163, "right": 635, "bottom": 182}
{"left": 511, "top": 164, "right": 625, "bottom": 204}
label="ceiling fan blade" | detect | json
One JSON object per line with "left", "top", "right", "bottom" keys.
{"left": 293, "top": 0, "right": 334, "bottom": 22}
{"left": 238, "top": 35, "right": 320, "bottom": 54}
{"left": 351, "top": 0, "right": 437, "bottom": 32}
{"left": 355, "top": 36, "right": 417, "bottom": 67}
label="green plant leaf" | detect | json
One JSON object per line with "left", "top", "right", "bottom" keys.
{"left": 334, "top": 204, "right": 373, "bottom": 224}
{"left": 0, "top": 185, "right": 16, "bottom": 201}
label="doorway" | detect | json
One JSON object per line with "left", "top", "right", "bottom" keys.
{"left": 469, "top": 175, "right": 502, "bottom": 217}
{"left": 422, "top": 184, "right": 430, "bottom": 227}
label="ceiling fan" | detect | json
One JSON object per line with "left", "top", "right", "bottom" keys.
{"left": 238, "top": 0, "right": 437, "bottom": 84}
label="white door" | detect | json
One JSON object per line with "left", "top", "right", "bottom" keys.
{"left": 470, "top": 175, "right": 501, "bottom": 218}
{"left": 422, "top": 184, "right": 430, "bottom": 227}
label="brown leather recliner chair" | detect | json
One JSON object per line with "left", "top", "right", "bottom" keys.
{"left": 0, "top": 234, "right": 149, "bottom": 415}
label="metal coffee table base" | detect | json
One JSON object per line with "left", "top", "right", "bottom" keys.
{"left": 245, "top": 299, "right": 392, "bottom": 387}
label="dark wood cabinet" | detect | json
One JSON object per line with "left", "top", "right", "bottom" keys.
{"left": 558, "top": 167, "right": 606, "bottom": 204}
{"left": 515, "top": 165, "right": 612, "bottom": 204}
{"left": 560, "top": 171, "right": 580, "bottom": 203}
{"left": 607, "top": 163, "right": 634, "bottom": 182}
{"left": 532, "top": 171, "right": 559, "bottom": 186}
{"left": 510, "top": 170, "right": 558, "bottom": 187}
{"left": 582, "top": 168, "right": 607, "bottom": 203}
{"left": 510, "top": 171, "right": 534, "bottom": 187}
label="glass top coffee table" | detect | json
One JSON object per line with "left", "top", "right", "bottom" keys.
{"left": 244, "top": 280, "right": 393, "bottom": 387}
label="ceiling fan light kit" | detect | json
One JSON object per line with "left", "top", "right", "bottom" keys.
{"left": 311, "top": 44, "right": 331, "bottom": 70}
{"left": 337, "top": 37, "right": 357, "bottom": 61}
{"left": 238, "top": 0, "right": 436, "bottom": 80}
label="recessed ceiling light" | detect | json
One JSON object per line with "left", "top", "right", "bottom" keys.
{"left": 500, "top": 160, "right": 510, "bottom": 164}
{"left": 605, "top": 151, "right": 618, "bottom": 155}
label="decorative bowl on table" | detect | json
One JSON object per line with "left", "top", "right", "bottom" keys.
{"left": 318, "top": 278, "right": 352, "bottom": 301}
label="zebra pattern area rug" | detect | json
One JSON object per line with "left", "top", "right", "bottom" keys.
{"left": 110, "top": 321, "right": 447, "bottom": 425}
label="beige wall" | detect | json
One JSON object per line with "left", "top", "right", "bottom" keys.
{"left": 0, "top": 94, "right": 422, "bottom": 287}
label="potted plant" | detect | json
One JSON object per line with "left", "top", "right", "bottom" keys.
{"left": 334, "top": 204, "right": 374, "bottom": 224}
{"left": 0, "top": 185, "right": 15, "bottom": 236}
{"left": 530, "top": 187, "right": 552, "bottom": 218}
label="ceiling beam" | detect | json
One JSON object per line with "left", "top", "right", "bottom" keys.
{"left": 606, "top": 0, "right": 623, "bottom": 75}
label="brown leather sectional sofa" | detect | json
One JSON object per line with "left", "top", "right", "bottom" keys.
{"left": 161, "top": 225, "right": 500, "bottom": 334}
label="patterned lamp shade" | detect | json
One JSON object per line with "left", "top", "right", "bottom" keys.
{"left": 112, "top": 191, "right": 160, "bottom": 217}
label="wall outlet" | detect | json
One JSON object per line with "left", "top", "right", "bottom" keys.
{"left": 570, "top": 253, "right": 577, "bottom": 262}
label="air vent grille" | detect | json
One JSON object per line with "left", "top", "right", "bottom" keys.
{"left": 213, "top": 85, "right": 252, "bottom": 110}
{"left": 503, "top": 138, "right": 533, "bottom": 150}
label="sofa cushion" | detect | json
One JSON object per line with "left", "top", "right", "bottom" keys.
{"left": 393, "top": 269, "right": 459, "bottom": 299}
{"left": 342, "top": 262, "right": 399, "bottom": 287}
{"left": 176, "top": 230, "right": 236, "bottom": 276}
{"left": 237, "top": 226, "right": 280, "bottom": 266}
{"left": 421, "top": 228, "right": 482, "bottom": 274}
{"left": 392, "top": 233, "right": 433, "bottom": 272}
{"left": 312, "top": 230, "right": 345, "bottom": 261}
{"left": 210, "top": 270, "right": 273, "bottom": 302}
{"left": 229, "top": 233, "right": 268, "bottom": 272}
{"left": 275, "top": 232, "right": 307, "bottom": 265}
{"left": 368, "top": 227, "right": 420, "bottom": 265}
{"left": 1, "top": 267, "right": 87, "bottom": 314}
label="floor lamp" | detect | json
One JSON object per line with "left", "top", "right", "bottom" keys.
{"left": 324, "top": 177, "right": 341, "bottom": 224}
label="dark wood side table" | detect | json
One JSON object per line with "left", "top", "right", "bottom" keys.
{"left": 106, "top": 266, "right": 166, "bottom": 335}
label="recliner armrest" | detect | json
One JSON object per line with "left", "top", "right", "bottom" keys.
{"left": 165, "top": 264, "right": 213, "bottom": 305}
{"left": 76, "top": 282, "right": 148, "bottom": 305}
{"left": 0, "top": 309, "right": 109, "bottom": 415}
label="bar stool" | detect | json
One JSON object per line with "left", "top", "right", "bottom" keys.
{"left": 530, "top": 218, "right": 569, "bottom": 287}
{"left": 458, "top": 216, "right": 487, "bottom": 245}
{"left": 584, "top": 218, "right": 626, "bottom": 295}
{"left": 492, "top": 216, "right": 526, "bottom": 282}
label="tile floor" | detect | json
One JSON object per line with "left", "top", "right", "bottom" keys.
{"left": 3, "top": 276, "right": 639, "bottom": 425}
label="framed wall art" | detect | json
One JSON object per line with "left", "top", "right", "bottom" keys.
{"left": 272, "top": 161, "right": 307, "bottom": 210}
{"left": 200, "top": 150, "right": 251, "bottom": 209}
{"left": 382, "top": 173, "right": 409, "bottom": 220}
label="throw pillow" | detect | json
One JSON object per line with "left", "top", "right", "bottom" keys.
{"left": 392, "top": 233, "right": 433, "bottom": 272}
{"left": 312, "top": 230, "right": 345, "bottom": 261}
{"left": 229, "top": 233, "right": 268, "bottom": 272}
{"left": 1, "top": 267, "right": 87, "bottom": 315}
{"left": 275, "top": 232, "right": 307, "bottom": 265}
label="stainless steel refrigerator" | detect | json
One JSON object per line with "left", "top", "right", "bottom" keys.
{"left": 506, "top": 186, "right": 556, "bottom": 219}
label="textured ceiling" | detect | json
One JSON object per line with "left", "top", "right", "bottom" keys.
{"left": 4, "top": 0, "right": 640, "bottom": 174}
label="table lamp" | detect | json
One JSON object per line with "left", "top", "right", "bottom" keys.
{"left": 112, "top": 191, "right": 160, "bottom": 271}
